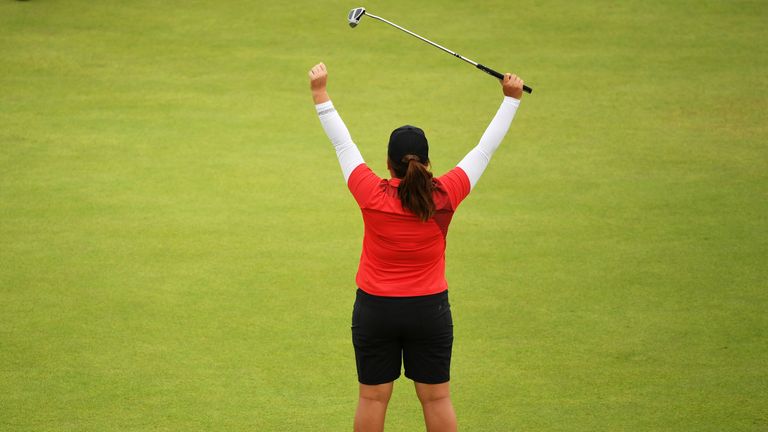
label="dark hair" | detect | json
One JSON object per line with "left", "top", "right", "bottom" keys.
{"left": 391, "top": 154, "right": 435, "bottom": 222}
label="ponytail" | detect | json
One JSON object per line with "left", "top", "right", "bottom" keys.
{"left": 395, "top": 155, "right": 435, "bottom": 222}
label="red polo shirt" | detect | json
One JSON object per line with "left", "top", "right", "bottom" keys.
{"left": 347, "top": 163, "right": 472, "bottom": 297}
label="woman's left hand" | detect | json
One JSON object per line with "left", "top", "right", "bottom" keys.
{"left": 309, "top": 63, "right": 330, "bottom": 104}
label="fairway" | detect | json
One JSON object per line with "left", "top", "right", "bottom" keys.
{"left": 1, "top": 0, "right": 767, "bottom": 430}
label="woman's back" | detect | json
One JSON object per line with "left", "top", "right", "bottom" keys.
{"left": 347, "top": 164, "right": 471, "bottom": 296}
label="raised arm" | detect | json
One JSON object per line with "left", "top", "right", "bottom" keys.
{"left": 457, "top": 73, "right": 524, "bottom": 189}
{"left": 309, "top": 63, "right": 365, "bottom": 183}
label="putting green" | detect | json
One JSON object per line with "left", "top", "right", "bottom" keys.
{"left": 1, "top": 1, "right": 766, "bottom": 430}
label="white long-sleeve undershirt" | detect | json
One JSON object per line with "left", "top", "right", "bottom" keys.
{"left": 315, "top": 101, "right": 365, "bottom": 182}
{"left": 457, "top": 96, "right": 520, "bottom": 189}
{"left": 315, "top": 96, "right": 520, "bottom": 187}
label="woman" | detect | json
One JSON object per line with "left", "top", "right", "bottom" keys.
{"left": 309, "top": 62, "right": 524, "bottom": 432}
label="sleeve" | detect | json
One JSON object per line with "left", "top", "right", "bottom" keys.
{"left": 437, "top": 167, "right": 472, "bottom": 210}
{"left": 347, "top": 164, "right": 382, "bottom": 209}
{"left": 315, "top": 100, "right": 365, "bottom": 183}
{"left": 456, "top": 96, "right": 520, "bottom": 190}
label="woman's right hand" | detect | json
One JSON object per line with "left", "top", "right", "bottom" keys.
{"left": 502, "top": 73, "right": 524, "bottom": 100}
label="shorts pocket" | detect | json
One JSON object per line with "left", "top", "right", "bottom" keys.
{"left": 351, "top": 302, "right": 360, "bottom": 330}
{"left": 439, "top": 299, "right": 453, "bottom": 327}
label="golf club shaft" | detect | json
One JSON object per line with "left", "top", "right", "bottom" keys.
{"left": 366, "top": 12, "right": 533, "bottom": 94}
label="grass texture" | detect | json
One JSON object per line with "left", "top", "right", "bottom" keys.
{"left": 1, "top": 0, "right": 766, "bottom": 430}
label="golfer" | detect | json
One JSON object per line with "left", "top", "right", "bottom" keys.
{"left": 309, "top": 62, "right": 524, "bottom": 432}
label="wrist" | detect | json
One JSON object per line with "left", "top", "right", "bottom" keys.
{"left": 503, "top": 96, "right": 521, "bottom": 104}
{"left": 312, "top": 89, "right": 330, "bottom": 104}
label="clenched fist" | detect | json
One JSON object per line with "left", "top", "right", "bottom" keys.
{"left": 309, "top": 63, "right": 330, "bottom": 104}
{"left": 309, "top": 62, "right": 328, "bottom": 92}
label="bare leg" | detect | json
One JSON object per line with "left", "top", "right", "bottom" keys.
{"left": 354, "top": 382, "right": 394, "bottom": 432}
{"left": 414, "top": 382, "right": 457, "bottom": 432}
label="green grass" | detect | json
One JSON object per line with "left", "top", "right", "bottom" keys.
{"left": 1, "top": 0, "right": 766, "bottom": 430}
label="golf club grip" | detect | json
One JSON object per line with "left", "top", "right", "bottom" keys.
{"left": 476, "top": 63, "right": 533, "bottom": 94}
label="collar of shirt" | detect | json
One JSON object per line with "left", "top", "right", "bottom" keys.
{"left": 388, "top": 177, "right": 401, "bottom": 187}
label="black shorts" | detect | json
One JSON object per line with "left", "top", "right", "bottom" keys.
{"left": 351, "top": 288, "right": 454, "bottom": 385}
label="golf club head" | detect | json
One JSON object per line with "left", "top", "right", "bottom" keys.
{"left": 348, "top": 7, "right": 365, "bottom": 28}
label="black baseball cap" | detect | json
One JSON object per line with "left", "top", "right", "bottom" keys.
{"left": 388, "top": 125, "right": 429, "bottom": 164}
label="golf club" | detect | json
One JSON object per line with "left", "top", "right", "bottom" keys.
{"left": 348, "top": 7, "right": 533, "bottom": 94}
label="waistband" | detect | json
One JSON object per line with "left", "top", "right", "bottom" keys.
{"left": 356, "top": 288, "right": 448, "bottom": 305}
